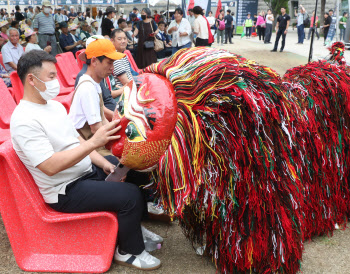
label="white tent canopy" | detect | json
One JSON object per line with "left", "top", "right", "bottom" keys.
{"left": 148, "top": 0, "right": 181, "bottom": 7}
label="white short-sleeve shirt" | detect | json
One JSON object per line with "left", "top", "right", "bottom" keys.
{"left": 168, "top": 18, "right": 192, "bottom": 47}
{"left": 25, "top": 43, "right": 42, "bottom": 53}
{"left": 194, "top": 15, "right": 209, "bottom": 39}
{"left": 10, "top": 100, "right": 92, "bottom": 204}
{"left": 68, "top": 74, "right": 103, "bottom": 130}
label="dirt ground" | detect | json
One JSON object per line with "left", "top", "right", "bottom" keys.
{"left": 1, "top": 38, "right": 350, "bottom": 274}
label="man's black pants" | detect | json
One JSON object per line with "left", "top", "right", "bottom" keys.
{"left": 273, "top": 28, "right": 287, "bottom": 51}
{"left": 49, "top": 156, "right": 145, "bottom": 255}
{"left": 225, "top": 27, "right": 232, "bottom": 43}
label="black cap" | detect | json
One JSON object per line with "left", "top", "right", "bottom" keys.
{"left": 59, "top": 21, "right": 67, "bottom": 28}
{"left": 106, "top": 6, "right": 116, "bottom": 14}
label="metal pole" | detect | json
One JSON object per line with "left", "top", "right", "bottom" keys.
{"left": 166, "top": 0, "right": 169, "bottom": 23}
{"left": 308, "top": 0, "right": 318, "bottom": 63}
{"left": 336, "top": 0, "right": 339, "bottom": 41}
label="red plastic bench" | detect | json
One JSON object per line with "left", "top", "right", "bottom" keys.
{"left": 76, "top": 49, "right": 85, "bottom": 70}
{"left": 0, "top": 128, "right": 10, "bottom": 145}
{"left": 124, "top": 50, "right": 142, "bottom": 74}
{"left": 10, "top": 72, "right": 73, "bottom": 113}
{"left": 0, "top": 53, "right": 6, "bottom": 69}
{"left": 0, "top": 78, "right": 16, "bottom": 129}
{"left": 56, "top": 52, "right": 80, "bottom": 87}
{"left": 0, "top": 140, "right": 118, "bottom": 273}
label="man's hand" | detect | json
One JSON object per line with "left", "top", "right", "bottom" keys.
{"left": 90, "top": 119, "right": 121, "bottom": 148}
{"left": 103, "top": 161, "right": 116, "bottom": 175}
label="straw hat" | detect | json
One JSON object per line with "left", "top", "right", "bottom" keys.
{"left": 0, "top": 21, "right": 9, "bottom": 28}
{"left": 68, "top": 23, "right": 78, "bottom": 31}
{"left": 24, "top": 28, "right": 37, "bottom": 38}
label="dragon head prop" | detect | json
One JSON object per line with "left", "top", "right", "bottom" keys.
{"left": 106, "top": 73, "right": 177, "bottom": 171}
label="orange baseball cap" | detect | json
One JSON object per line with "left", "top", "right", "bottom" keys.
{"left": 79, "top": 38, "right": 125, "bottom": 62}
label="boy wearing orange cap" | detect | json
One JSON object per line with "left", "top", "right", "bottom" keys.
{"left": 68, "top": 37, "right": 162, "bottom": 270}
{"left": 12, "top": 46, "right": 161, "bottom": 270}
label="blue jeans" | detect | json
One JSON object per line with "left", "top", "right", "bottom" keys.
{"left": 297, "top": 24, "right": 305, "bottom": 43}
{"left": 340, "top": 28, "right": 345, "bottom": 41}
{"left": 172, "top": 42, "right": 192, "bottom": 54}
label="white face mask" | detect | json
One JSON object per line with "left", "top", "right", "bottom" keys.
{"left": 44, "top": 7, "right": 51, "bottom": 14}
{"left": 33, "top": 74, "right": 60, "bottom": 101}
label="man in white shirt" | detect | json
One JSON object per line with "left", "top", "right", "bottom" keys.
{"left": 167, "top": 8, "right": 192, "bottom": 54}
{"left": 264, "top": 9, "right": 274, "bottom": 44}
{"left": 11, "top": 48, "right": 161, "bottom": 270}
{"left": 192, "top": 6, "right": 209, "bottom": 46}
{"left": 187, "top": 8, "right": 195, "bottom": 44}
{"left": 1, "top": 28, "right": 24, "bottom": 73}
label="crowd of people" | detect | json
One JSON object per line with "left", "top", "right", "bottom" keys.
{"left": 1, "top": 2, "right": 349, "bottom": 89}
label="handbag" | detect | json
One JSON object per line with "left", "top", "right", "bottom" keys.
{"left": 144, "top": 40, "right": 155, "bottom": 49}
{"left": 150, "top": 21, "right": 164, "bottom": 52}
{"left": 154, "top": 36, "right": 164, "bottom": 52}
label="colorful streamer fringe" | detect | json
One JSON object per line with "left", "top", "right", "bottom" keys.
{"left": 143, "top": 46, "right": 350, "bottom": 273}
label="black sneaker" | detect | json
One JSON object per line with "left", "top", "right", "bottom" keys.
{"left": 280, "top": 49, "right": 283, "bottom": 52}
{"left": 271, "top": 49, "right": 277, "bottom": 52}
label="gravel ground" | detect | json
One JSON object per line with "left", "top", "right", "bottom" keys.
{"left": 1, "top": 31, "right": 349, "bottom": 273}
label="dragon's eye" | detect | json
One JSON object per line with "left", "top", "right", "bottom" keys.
{"left": 125, "top": 122, "right": 145, "bottom": 142}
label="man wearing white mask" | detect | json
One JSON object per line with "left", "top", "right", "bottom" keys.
{"left": 33, "top": 0, "right": 57, "bottom": 56}
{"left": 11, "top": 49, "right": 162, "bottom": 271}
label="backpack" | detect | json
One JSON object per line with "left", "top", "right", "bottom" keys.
{"left": 218, "top": 19, "right": 225, "bottom": 30}
{"left": 303, "top": 14, "right": 310, "bottom": 26}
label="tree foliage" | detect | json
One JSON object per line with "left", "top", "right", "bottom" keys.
{"left": 263, "top": 0, "right": 290, "bottom": 15}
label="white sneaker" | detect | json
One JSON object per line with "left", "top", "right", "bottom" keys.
{"left": 147, "top": 202, "right": 165, "bottom": 215}
{"left": 115, "top": 247, "right": 161, "bottom": 270}
{"left": 142, "top": 225, "right": 164, "bottom": 244}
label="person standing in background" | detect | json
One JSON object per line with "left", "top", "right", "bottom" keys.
{"left": 295, "top": 5, "right": 307, "bottom": 44}
{"left": 193, "top": 6, "right": 209, "bottom": 46}
{"left": 339, "top": 12, "right": 348, "bottom": 41}
{"left": 321, "top": 12, "right": 331, "bottom": 45}
{"left": 101, "top": 6, "right": 116, "bottom": 37}
{"left": 243, "top": 12, "right": 253, "bottom": 39}
{"left": 15, "top": 5, "right": 24, "bottom": 22}
{"left": 167, "top": 8, "right": 191, "bottom": 54}
{"left": 188, "top": 9, "right": 195, "bottom": 45}
{"left": 256, "top": 11, "right": 266, "bottom": 41}
{"left": 264, "top": 9, "right": 274, "bottom": 44}
{"left": 54, "top": 7, "right": 64, "bottom": 23}
{"left": 27, "top": 6, "right": 34, "bottom": 20}
{"left": 153, "top": 10, "right": 160, "bottom": 23}
{"left": 33, "top": 0, "right": 57, "bottom": 56}
{"left": 307, "top": 11, "right": 319, "bottom": 40}
{"left": 271, "top": 7, "right": 290, "bottom": 52}
{"left": 224, "top": 9, "right": 233, "bottom": 44}
{"left": 216, "top": 13, "right": 225, "bottom": 45}
{"left": 231, "top": 11, "right": 236, "bottom": 37}
{"left": 207, "top": 11, "right": 215, "bottom": 36}
{"left": 133, "top": 8, "right": 158, "bottom": 69}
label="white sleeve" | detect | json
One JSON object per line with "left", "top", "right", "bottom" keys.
{"left": 78, "top": 83, "right": 102, "bottom": 125}
{"left": 185, "top": 19, "right": 192, "bottom": 35}
{"left": 12, "top": 120, "right": 54, "bottom": 168}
